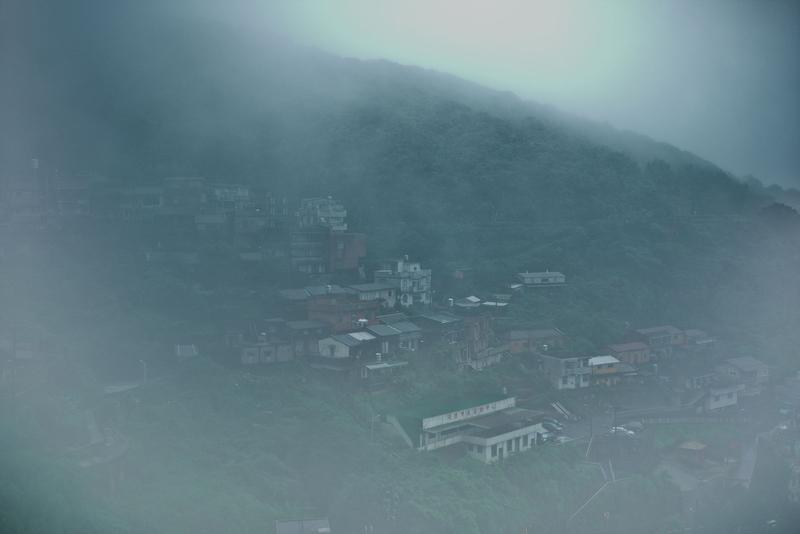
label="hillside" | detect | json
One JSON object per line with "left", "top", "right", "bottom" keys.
{"left": 2, "top": 3, "right": 800, "bottom": 534}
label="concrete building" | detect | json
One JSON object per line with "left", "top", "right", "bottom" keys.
{"left": 715, "top": 357, "right": 769, "bottom": 396}
{"left": 704, "top": 383, "right": 744, "bottom": 412}
{"left": 634, "top": 325, "right": 685, "bottom": 359}
{"left": 298, "top": 197, "right": 348, "bottom": 231}
{"left": 317, "top": 331, "right": 377, "bottom": 360}
{"left": 346, "top": 282, "right": 397, "bottom": 309}
{"left": 589, "top": 355, "right": 622, "bottom": 386}
{"left": 539, "top": 350, "right": 591, "bottom": 390}
{"left": 275, "top": 518, "right": 332, "bottom": 534}
{"left": 390, "top": 396, "right": 547, "bottom": 463}
{"left": 516, "top": 270, "right": 566, "bottom": 287}
{"left": 607, "top": 341, "right": 651, "bottom": 367}
{"left": 503, "top": 327, "right": 566, "bottom": 354}
{"left": 374, "top": 257, "right": 432, "bottom": 308}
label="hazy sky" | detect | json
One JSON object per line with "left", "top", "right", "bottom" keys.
{"left": 218, "top": 0, "right": 799, "bottom": 186}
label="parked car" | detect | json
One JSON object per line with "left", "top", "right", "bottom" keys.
{"left": 542, "top": 422, "right": 562, "bottom": 433}
{"left": 609, "top": 426, "right": 636, "bottom": 437}
{"left": 542, "top": 417, "right": 564, "bottom": 430}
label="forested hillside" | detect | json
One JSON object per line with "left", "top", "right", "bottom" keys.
{"left": 2, "top": 2, "right": 799, "bottom": 533}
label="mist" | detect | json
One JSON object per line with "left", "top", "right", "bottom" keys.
{"left": 1, "top": 2, "right": 800, "bottom": 534}
{"left": 224, "top": 0, "right": 800, "bottom": 187}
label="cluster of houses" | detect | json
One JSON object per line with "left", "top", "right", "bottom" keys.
{"left": 528, "top": 324, "right": 770, "bottom": 414}
{"left": 0, "top": 165, "right": 370, "bottom": 276}
{"left": 223, "top": 254, "right": 520, "bottom": 387}
{"left": 2, "top": 165, "right": 777, "bottom": 471}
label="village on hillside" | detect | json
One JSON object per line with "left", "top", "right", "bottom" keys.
{"left": 2, "top": 168, "right": 799, "bottom": 532}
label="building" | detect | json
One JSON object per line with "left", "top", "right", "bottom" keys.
{"left": 367, "top": 321, "right": 423, "bottom": 355}
{"left": 275, "top": 518, "right": 332, "bottom": 534}
{"left": 504, "top": 327, "right": 566, "bottom": 354}
{"left": 715, "top": 357, "right": 769, "bottom": 396}
{"left": 389, "top": 395, "right": 547, "bottom": 463}
{"left": 414, "top": 311, "right": 464, "bottom": 347}
{"left": 683, "top": 329, "right": 716, "bottom": 357}
{"left": 317, "top": 331, "right": 378, "bottom": 361}
{"left": 634, "top": 325, "right": 685, "bottom": 359}
{"left": 298, "top": 197, "right": 348, "bottom": 231}
{"left": 285, "top": 320, "right": 330, "bottom": 358}
{"left": 358, "top": 356, "right": 409, "bottom": 389}
{"left": 516, "top": 270, "right": 566, "bottom": 287}
{"left": 307, "top": 292, "right": 381, "bottom": 333}
{"left": 174, "top": 344, "right": 199, "bottom": 362}
{"left": 607, "top": 341, "right": 651, "bottom": 367}
{"left": 346, "top": 282, "right": 397, "bottom": 309}
{"left": 290, "top": 227, "right": 331, "bottom": 274}
{"left": 120, "top": 186, "right": 164, "bottom": 220}
{"left": 374, "top": 257, "right": 432, "bottom": 308}
{"left": 539, "top": 350, "right": 591, "bottom": 390}
{"left": 589, "top": 355, "right": 622, "bottom": 386}
{"left": 704, "top": 383, "right": 744, "bottom": 412}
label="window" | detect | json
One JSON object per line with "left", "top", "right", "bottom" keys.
{"left": 491, "top": 445, "right": 498, "bottom": 457}
{"left": 561, "top": 377, "right": 569, "bottom": 385}
{"left": 522, "top": 435, "right": 528, "bottom": 448}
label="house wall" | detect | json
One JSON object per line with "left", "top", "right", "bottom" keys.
{"left": 318, "top": 338, "right": 350, "bottom": 359}
{"left": 614, "top": 348, "right": 650, "bottom": 365}
{"left": 541, "top": 356, "right": 590, "bottom": 390}
{"left": 705, "top": 388, "right": 739, "bottom": 411}
{"left": 463, "top": 423, "right": 547, "bottom": 463}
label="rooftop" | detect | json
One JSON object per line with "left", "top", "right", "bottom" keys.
{"left": 367, "top": 324, "right": 402, "bottom": 337}
{"left": 636, "top": 325, "right": 682, "bottom": 336}
{"left": 589, "top": 355, "right": 620, "bottom": 366}
{"left": 401, "top": 392, "right": 511, "bottom": 420}
{"left": 416, "top": 311, "right": 462, "bottom": 325}
{"left": 518, "top": 270, "right": 565, "bottom": 277}
{"left": 467, "top": 407, "right": 545, "bottom": 439}
{"left": 377, "top": 312, "right": 408, "bottom": 324}
{"left": 330, "top": 332, "right": 376, "bottom": 347}
{"left": 608, "top": 341, "right": 649, "bottom": 352}
{"left": 723, "top": 356, "right": 767, "bottom": 372}
{"left": 347, "top": 282, "right": 395, "bottom": 292}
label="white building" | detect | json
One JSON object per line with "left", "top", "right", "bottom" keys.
{"left": 390, "top": 396, "right": 547, "bottom": 463}
{"left": 374, "top": 256, "right": 432, "bottom": 308}
{"left": 517, "top": 270, "right": 566, "bottom": 286}
{"left": 539, "top": 351, "right": 591, "bottom": 390}
{"left": 704, "top": 383, "right": 744, "bottom": 412}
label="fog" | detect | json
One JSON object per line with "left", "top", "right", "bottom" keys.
{"left": 221, "top": 0, "right": 800, "bottom": 187}
{"left": 1, "top": 2, "right": 800, "bottom": 534}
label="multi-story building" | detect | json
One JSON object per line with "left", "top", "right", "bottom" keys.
{"left": 589, "top": 355, "right": 622, "bottom": 386}
{"left": 607, "top": 342, "right": 651, "bottom": 367}
{"left": 298, "top": 197, "right": 348, "bottom": 231}
{"left": 715, "top": 357, "right": 769, "bottom": 396}
{"left": 374, "top": 256, "right": 432, "bottom": 308}
{"left": 503, "top": 327, "right": 567, "bottom": 354}
{"left": 634, "top": 325, "right": 685, "bottom": 359}
{"left": 539, "top": 350, "right": 591, "bottom": 390}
